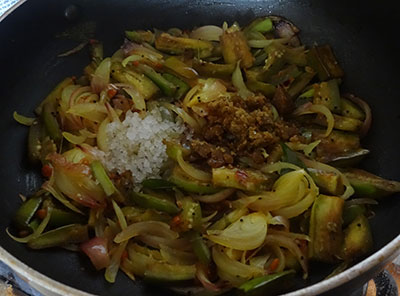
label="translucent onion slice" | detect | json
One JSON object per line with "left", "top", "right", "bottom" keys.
{"left": 207, "top": 212, "right": 268, "bottom": 250}
{"left": 62, "top": 131, "right": 86, "bottom": 145}
{"left": 67, "top": 103, "right": 108, "bottom": 123}
{"left": 264, "top": 234, "right": 308, "bottom": 276}
{"left": 91, "top": 58, "right": 111, "bottom": 94}
{"left": 176, "top": 149, "right": 212, "bottom": 182}
{"left": 97, "top": 118, "right": 110, "bottom": 152}
{"left": 13, "top": 111, "right": 35, "bottom": 126}
{"left": 272, "top": 190, "right": 315, "bottom": 218}
{"left": 124, "top": 87, "right": 146, "bottom": 112}
{"left": 212, "top": 246, "right": 264, "bottom": 286}
{"left": 190, "top": 25, "right": 223, "bottom": 41}
{"left": 293, "top": 103, "right": 334, "bottom": 137}
{"left": 193, "top": 188, "right": 236, "bottom": 203}
{"left": 114, "top": 221, "right": 178, "bottom": 243}
{"left": 232, "top": 61, "right": 253, "bottom": 99}
{"left": 160, "top": 102, "right": 201, "bottom": 131}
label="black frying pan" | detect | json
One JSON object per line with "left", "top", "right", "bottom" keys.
{"left": 0, "top": 0, "right": 399, "bottom": 295}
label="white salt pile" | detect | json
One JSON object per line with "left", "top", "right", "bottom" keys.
{"left": 104, "top": 107, "right": 185, "bottom": 183}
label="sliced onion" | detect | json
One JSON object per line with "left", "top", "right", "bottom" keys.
{"left": 182, "top": 84, "right": 201, "bottom": 110}
{"left": 247, "top": 37, "right": 290, "bottom": 48}
{"left": 105, "top": 240, "right": 128, "bottom": 283}
{"left": 160, "top": 102, "right": 201, "bottom": 131}
{"left": 267, "top": 215, "right": 290, "bottom": 231}
{"left": 345, "top": 198, "right": 378, "bottom": 206}
{"left": 212, "top": 246, "right": 264, "bottom": 287}
{"left": 114, "top": 221, "right": 178, "bottom": 243}
{"left": 207, "top": 212, "right": 268, "bottom": 250}
{"left": 247, "top": 170, "right": 307, "bottom": 211}
{"left": 232, "top": 61, "right": 253, "bottom": 99}
{"left": 196, "top": 263, "right": 222, "bottom": 292}
{"left": 264, "top": 234, "right": 308, "bottom": 276}
{"left": 13, "top": 111, "right": 35, "bottom": 126}
{"left": 97, "top": 118, "right": 110, "bottom": 152}
{"left": 62, "top": 131, "right": 86, "bottom": 145}
{"left": 42, "top": 182, "right": 84, "bottom": 214}
{"left": 67, "top": 103, "right": 108, "bottom": 123}
{"left": 80, "top": 237, "right": 110, "bottom": 270}
{"left": 272, "top": 190, "right": 315, "bottom": 218}
{"left": 261, "top": 161, "right": 302, "bottom": 174}
{"left": 47, "top": 153, "right": 106, "bottom": 208}
{"left": 187, "top": 79, "right": 227, "bottom": 107}
{"left": 176, "top": 149, "right": 212, "bottom": 182}
{"left": 124, "top": 87, "right": 146, "bottom": 112}
{"left": 194, "top": 188, "right": 236, "bottom": 203}
{"left": 345, "top": 94, "right": 372, "bottom": 138}
{"left": 293, "top": 102, "right": 334, "bottom": 137}
{"left": 190, "top": 25, "right": 223, "bottom": 41}
{"left": 91, "top": 58, "right": 111, "bottom": 94}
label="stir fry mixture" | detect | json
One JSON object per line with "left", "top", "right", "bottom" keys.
{"left": 11, "top": 16, "right": 400, "bottom": 295}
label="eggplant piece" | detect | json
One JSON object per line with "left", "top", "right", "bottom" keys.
{"left": 155, "top": 33, "right": 213, "bottom": 58}
{"left": 136, "top": 64, "right": 177, "bottom": 97}
{"left": 169, "top": 167, "right": 221, "bottom": 194}
{"left": 308, "top": 168, "right": 344, "bottom": 196}
{"left": 343, "top": 168, "right": 400, "bottom": 198}
{"left": 192, "top": 58, "right": 235, "bottom": 79}
{"left": 212, "top": 167, "right": 274, "bottom": 192}
{"left": 307, "top": 45, "right": 344, "bottom": 81}
{"left": 162, "top": 73, "right": 190, "bottom": 100}
{"left": 246, "top": 79, "right": 276, "bottom": 97}
{"left": 340, "top": 98, "right": 365, "bottom": 120}
{"left": 125, "top": 30, "right": 155, "bottom": 44}
{"left": 313, "top": 113, "right": 363, "bottom": 132}
{"left": 313, "top": 80, "right": 341, "bottom": 113}
{"left": 342, "top": 214, "right": 373, "bottom": 260}
{"left": 244, "top": 17, "right": 274, "bottom": 34}
{"left": 287, "top": 71, "right": 315, "bottom": 98}
{"left": 28, "top": 224, "right": 89, "bottom": 249}
{"left": 342, "top": 204, "right": 367, "bottom": 227}
{"left": 309, "top": 194, "right": 344, "bottom": 263}
{"left": 272, "top": 85, "right": 294, "bottom": 115}
{"left": 220, "top": 27, "right": 254, "bottom": 68}
{"left": 267, "top": 64, "right": 302, "bottom": 86}
{"left": 111, "top": 62, "right": 159, "bottom": 99}
{"left": 130, "top": 191, "right": 180, "bottom": 215}
{"left": 327, "top": 149, "right": 369, "bottom": 167}
{"left": 13, "top": 195, "right": 43, "bottom": 231}
{"left": 311, "top": 129, "right": 361, "bottom": 163}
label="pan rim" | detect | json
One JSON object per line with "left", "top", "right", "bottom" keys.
{"left": 1, "top": 1, "right": 400, "bottom": 296}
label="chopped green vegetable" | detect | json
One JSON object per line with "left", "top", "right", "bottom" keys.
{"left": 125, "top": 30, "right": 155, "bottom": 44}
{"left": 342, "top": 205, "right": 366, "bottom": 227}
{"left": 28, "top": 224, "right": 89, "bottom": 249}
{"left": 130, "top": 191, "right": 180, "bottom": 215}
{"left": 13, "top": 196, "right": 43, "bottom": 231}
{"left": 189, "top": 232, "right": 211, "bottom": 264}
{"left": 155, "top": 33, "right": 213, "bottom": 58}
{"left": 137, "top": 64, "right": 176, "bottom": 97}
{"left": 142, "top": 179, "right": 175, "bottom": 190}
{"left": 239, "top": 270, "right": 295, "bottom": 295}
{"left": 162, "top": 73, "right": 190, "bottom": 100}
{"left": 169, "top": 167, "right": 221, "bottom": 194}
{"left": 343, "top": 168, "right": 400, "bottom": 198}
{"left": 313, "top": 79, "right": 341, "bottom": 113}
{"left": 90, "top": 160, "right": 117, "bottom": 196}
{"left": 307, "top": 45, "right": 344, "bottom": 81}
